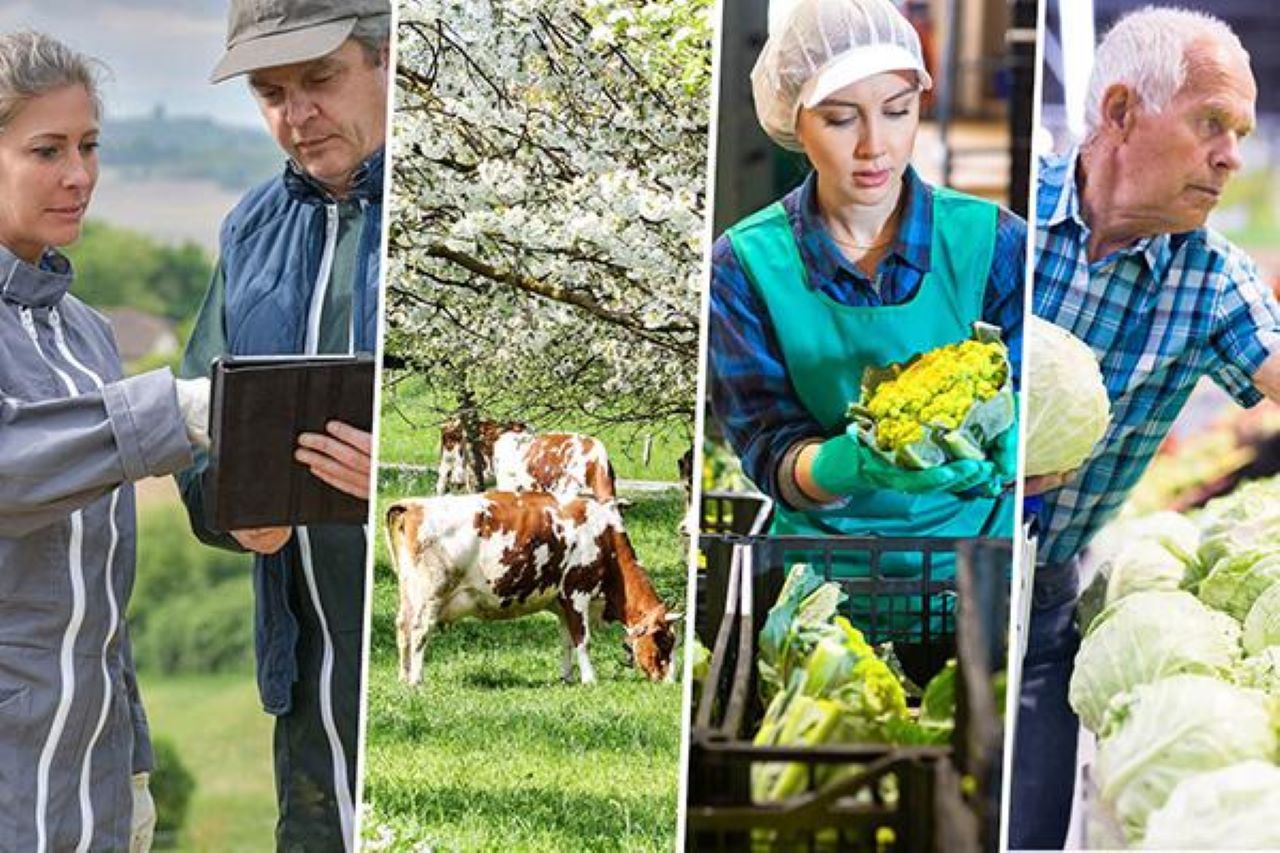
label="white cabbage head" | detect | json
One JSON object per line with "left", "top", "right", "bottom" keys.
{"left": 1140, "top": 760, "right": 1280, "bottom": 849}
{"left": 1096, "top": 674, "right": 1277, "bottom": 844}
{"left": 1024, "top": 316, "right": 1112, "bottom": 477}
{"left": 1069, "top": 590, "right": 1241, "bottom": 733}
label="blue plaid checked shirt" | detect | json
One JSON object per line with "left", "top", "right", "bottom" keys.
{"left": 708, "top": 167, "right": 1027, "bottom": 505}
{"left": 1034, "top": 150, "right": 1280, "bottom": 564}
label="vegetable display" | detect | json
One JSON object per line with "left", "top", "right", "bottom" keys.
{"left": 848, "top": 322, "right": 1014, "bottom": 470}
{"left": 1124, "top": 402, "right": 1280, "bottom": 515}
{"left": 1023, "top": 316, "right": 1112, "bottom": 477}
{"left": 1072, "top": 472, "right": 1280, "bottom": 848}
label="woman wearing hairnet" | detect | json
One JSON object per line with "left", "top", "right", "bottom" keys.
{"left": 708, "top": 0, "right": 1023, "bottom": 664}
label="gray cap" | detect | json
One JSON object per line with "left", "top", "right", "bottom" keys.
{"left": 211, "top": 0, "right": 391, "bottom": 83}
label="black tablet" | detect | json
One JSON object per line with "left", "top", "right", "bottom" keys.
{"left": 204, "top": 354, "right": 375, "bottom": 530}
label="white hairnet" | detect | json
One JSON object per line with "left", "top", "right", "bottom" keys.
{"left": 752, "top": 0, "right": 932, "bottom": 151}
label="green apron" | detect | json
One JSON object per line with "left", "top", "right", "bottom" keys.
{"left": 727, "top": 186, "right": 1013, "bottom": 637}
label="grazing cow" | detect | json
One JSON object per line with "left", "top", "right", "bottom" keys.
{"left": 493, "top": 431, "right": 617, "bottom": 501}
{"left": 435, "top": 417, "right": 529, "bottom": 494}
{"left": 385, "top": 491, "right": 680, "bottom": 685}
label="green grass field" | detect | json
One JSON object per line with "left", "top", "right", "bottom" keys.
{"left": 376, "top": 372, "right": 690, "bottom": 481}
{"left": 360, "top": 471, "right": 689, "bottom": 851}
{"left": 141, "top": 672, "right": 276, "bottom": 851}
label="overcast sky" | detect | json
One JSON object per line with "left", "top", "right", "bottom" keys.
{"left": 0, "top": 0, "right": 264, "bottom": 128}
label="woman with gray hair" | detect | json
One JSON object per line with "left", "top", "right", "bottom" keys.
{"left": 0, "top": 30, "right": 208, "bottom": 852}
{"left": 707, "top": 0, "right": 1025, "bottom": 678}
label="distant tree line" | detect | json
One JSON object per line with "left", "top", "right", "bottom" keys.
{"left": 64, "top": 220, "right": 213, "bottom": 322}
{"left": 102, "top": 113, "right": 282, "bottom": 191}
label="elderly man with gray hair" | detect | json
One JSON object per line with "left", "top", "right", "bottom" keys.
{"left": 1013, "top": 7, "right": 1280, "bottom": 848}
{"left": 176, "top": 0, "right": 390, "bottom": 850}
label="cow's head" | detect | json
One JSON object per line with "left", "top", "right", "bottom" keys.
{"left": 625, "top": 608, "right": 682, "bottom": 682}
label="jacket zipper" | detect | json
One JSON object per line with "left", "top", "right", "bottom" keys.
{"left": 298, "top": 201, "right": 355, "bottom": 850}
{"left": 50, "top": 307, "right": 124, "bottom": 853}
{"left": 21, "top": 306, "right": 91, "bottom": 853}
{"left": 306, "top": 202, "right": 340, "bottom": 355}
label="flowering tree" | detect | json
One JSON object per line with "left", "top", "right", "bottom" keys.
{"left": 386, "top": 0, "right": 712, "bottom": 437}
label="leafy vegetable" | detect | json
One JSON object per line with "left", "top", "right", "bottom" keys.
{"left": 751, "top": 567, "right": 909, "bottom": 803}
{"left": 848, "top": 322, "right": 1013, "bottom": 470}
{"left": 1024, "top": 316, "right": 1112, "bottom": 477}
{"left": 690, "top": 638, "right": 711, "bottom": 706}
{"left": 1196, "top": 475, "right": 1280, "bottom": 537}
{"left": 1077, "top": 538, "right": 1194, "bottom": 635}
{"left": 1087, "top": 511, "right": 1201, "bottom": 571}
{"left": 757, "top": 563, "right": 846, "bottom": 703}
{"left": 1096, "top": 674, "right": 1277, "bottom": 844}
{"left": 1069, "top": 591, "right": 1241, "bottom": 734}
{"left": 1140, "top": 761, "right": 1280, "bottom": 850}
{"left": 1199, "top": 550, "right": 1280, "bottom": 622}
{"left": 751, "top": 688, "right": 852, "bottom": 802}
{"left": 919, "top": 660, "right": 957, "bottom": 733}
{"left": 1244, "top": 582, "right": 1280, "bottom": 656}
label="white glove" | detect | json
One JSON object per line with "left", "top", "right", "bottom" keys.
{"left": 130, "top": 771, "right": 156, "bottom": 853}
{"left": 174, "top": 377, "right": 211, "bottom": 450}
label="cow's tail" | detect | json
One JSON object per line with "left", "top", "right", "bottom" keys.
{"left": 384, "top": 503, "right": 410, "bottom": 576}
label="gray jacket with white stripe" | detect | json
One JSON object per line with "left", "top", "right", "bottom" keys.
{"left": 0, "top": 246, "right": 192, "bottom": 851}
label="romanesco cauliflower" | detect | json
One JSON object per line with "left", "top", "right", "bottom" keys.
{"left": 849, "top": 323, "right": 1014, "bottom": 469}
{"left": 866, "top": 340, "right": 1006, "bottom": 452}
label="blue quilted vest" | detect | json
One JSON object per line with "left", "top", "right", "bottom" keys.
{"left": 220, "top": 149, "right": 382, "bottom": 355}
{"left": 219, "top": 149, "right": 382, "bottom": 714}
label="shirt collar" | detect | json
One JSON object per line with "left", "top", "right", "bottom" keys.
{"left": 284, "top": 146, "right": 385, "bottom": 205}
{"left": 0, "top": 244, "right": 73, "bottom": 308}
{"left": 1045, "top": 147, "right": 1173, "bottom": 276}
{"left": 1042, "top": 148, "right": 1083, "bottom": 229}
{"left": 792, "top": 165, "right": 931, "bottom": 284}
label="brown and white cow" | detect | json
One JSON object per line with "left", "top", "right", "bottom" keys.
{"left": 435, "top": 417, "right": 529, "bottom": 494}
{"left": 384, "top": 491, "right": 680, "bottom": 685}
{"left": 493, "top": 431, "right": 617, "bottom": 501}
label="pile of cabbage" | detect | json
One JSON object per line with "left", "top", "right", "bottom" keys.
{"left": 1068, "top": 474, "right": 1280, "bottom": 848}
{"left": 848, "top": 322, "right": 1015, "bottom": 470}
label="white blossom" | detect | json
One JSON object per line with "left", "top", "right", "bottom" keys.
{"left": 386, "top": 0, "right": 711, "bottom": 432}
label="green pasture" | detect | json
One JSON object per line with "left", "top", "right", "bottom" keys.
{"left": 376, "top": 372, "right": 690, "bottom": 481}
{"left": 130, "top": 493, "right": 274, "bottom": 851}
{"left": 142, "top": 673, "right": 275, "bottom": 851}
{"left": 360, "top": 471, "right": 690, "bottom": 852}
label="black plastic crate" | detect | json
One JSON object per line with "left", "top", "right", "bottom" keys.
{"left": 687, "top": 535, "right": 1011, "bottom": 853}
{"left": 696, "top": 492, "right": 773, "bottom": 640}
{"left": 701, "top": 490, "right": 774, "bottom": 535}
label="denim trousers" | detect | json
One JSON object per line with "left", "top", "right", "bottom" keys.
{"left": 1008, "top": 557, "right": 1081, "bottom": 851}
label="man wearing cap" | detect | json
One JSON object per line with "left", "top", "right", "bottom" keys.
{"left": 1012, "top": 7, "right": 1280, "bottom": 849}
{"left": 176, "top": 0, "right": 390, "bottom": 849}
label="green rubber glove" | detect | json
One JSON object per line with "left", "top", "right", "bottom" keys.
{"left": 810, "top": 429, "right": 998, "bottom": 497}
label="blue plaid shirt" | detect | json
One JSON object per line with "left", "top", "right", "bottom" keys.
{"left": 708, "top": 167, "right": 1027, "bottom": 501}
{"left": 1034, "top": 150, "right": 1280, "bottom": 564}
